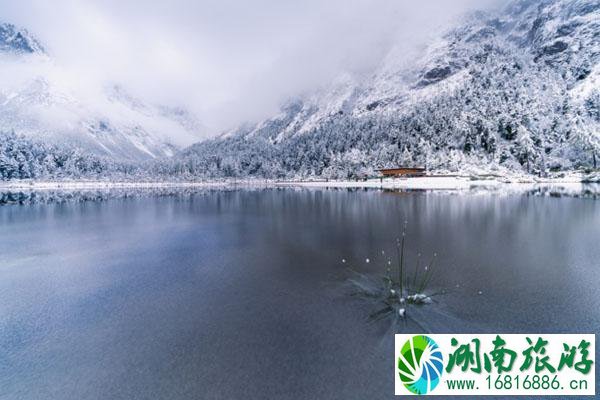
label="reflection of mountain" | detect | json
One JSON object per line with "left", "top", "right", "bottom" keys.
{"left": 0, "top": 23, "right": 205, "bottom": 161}
{"left": 177, "top": 0, "right": 600, "bottom": 178}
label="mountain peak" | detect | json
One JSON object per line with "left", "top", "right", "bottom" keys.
{"left": 0, "top": 23, "right": 45, "bottom": 55}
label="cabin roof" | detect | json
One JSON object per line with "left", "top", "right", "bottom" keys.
{"left": 378, "top": 167, "right": 425, "bottom": 172}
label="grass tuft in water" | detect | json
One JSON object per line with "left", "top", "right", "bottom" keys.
{"left": 345, "top": 230, "right": 446, "bottom": 324}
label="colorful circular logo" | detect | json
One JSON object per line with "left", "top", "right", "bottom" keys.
{"left": 397, "top": 335, "right": 444, "bottom": 395}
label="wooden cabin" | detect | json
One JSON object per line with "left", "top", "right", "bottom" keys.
{"left": 378, "top": 167, "right": 426, "bottom": 178}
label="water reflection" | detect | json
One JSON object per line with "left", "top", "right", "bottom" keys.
{"left": 0, "top": 187, "right": 598, "bottom": 399}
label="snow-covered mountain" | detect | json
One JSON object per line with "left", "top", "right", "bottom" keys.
{"left": 0, "top": 23, "right": 44, "bottom": 55}
{"left": 0, "top": 22, "right": 204, "bottom": 161}
{"left": 175, "top": 0, "right": 600, "bottom": 179}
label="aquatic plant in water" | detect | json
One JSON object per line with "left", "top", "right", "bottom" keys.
{"left": 345, "top": 224, "right": 445, "bottom": 325}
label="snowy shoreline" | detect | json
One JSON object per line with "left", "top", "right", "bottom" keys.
{"left": 275, "top": 175, "right": 598, "bottom": 191}
{"left": 0, "top": 180, "right": 243, "bottom": 190}
{"left": 0, "top": 173, "right": 598, "bottom": 192}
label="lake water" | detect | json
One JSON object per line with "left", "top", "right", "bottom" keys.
{"left": 1, "top": 187, "right": 599, "bottom": 399}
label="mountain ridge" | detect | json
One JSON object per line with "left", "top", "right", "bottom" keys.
{"left": 0, "top": 22, "right": 205, "bottom": 162}
{"left": 171, "top": 0, "right": 599, "bottom": 179}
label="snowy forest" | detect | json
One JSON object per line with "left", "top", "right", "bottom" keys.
{"left": 1, "top": 0, "right": 599, "bottom": 181}
{"left": 0, "top": 131, "right": 140, "bottom": 180}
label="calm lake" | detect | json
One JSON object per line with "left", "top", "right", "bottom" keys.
{"left": 1, "top": 187, "right": 599, "bottom": 399}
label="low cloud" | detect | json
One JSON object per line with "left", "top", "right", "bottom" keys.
{"left": 0, "top": 0, "right": 507, "bottom": 136}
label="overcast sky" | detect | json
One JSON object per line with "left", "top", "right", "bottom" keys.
{"left": 0, "top": 0, "right": 506, "bottom": 135}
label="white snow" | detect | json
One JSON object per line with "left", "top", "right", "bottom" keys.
{"left": 0, "top": 180, "right": 243, "bottom": 190}
{"left": 407, "top": 294, "right": 433, "bottom": 304}
{"left": 2, "top": 175, "right": 598, "bottom": 194}
{"left": 273, "top": 174, "right": 598, "bottom": 192}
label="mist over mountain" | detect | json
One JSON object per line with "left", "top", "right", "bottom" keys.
{"left": 0, "top": 22, "right": 204, "bottom": 162}
{"left": 168, "top": 0, "right": 599, "bottom": 179}
{"left": 0, "top": 0, "right": 599, "bottom": 181}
